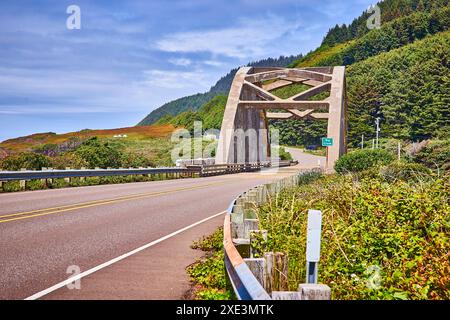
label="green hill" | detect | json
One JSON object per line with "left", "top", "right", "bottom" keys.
{"left": 290, "top": 4, "right": 449, "bottom": 68}
{"left": 156, "top": 95, "right": 228, "bottom": 132}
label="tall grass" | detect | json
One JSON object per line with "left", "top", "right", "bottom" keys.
{"left": 258, "top": 171, "right": 449, "bottom": 300}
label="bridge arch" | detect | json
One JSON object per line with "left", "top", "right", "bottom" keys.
{"left": 215, "top": 66, "right": 347, "bottom": 172}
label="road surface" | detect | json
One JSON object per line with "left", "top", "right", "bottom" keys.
{"left": 0, "top": 150, "right": 322, "bottom": 300}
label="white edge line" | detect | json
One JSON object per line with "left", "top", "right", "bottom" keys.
{"left": 24, "top": 211, "right": 226, "bottom": 300}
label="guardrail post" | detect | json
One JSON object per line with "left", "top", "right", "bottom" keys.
{"left": 244, "top": 219, "right": 259, "bottom": 239}
{"left": 231, "top": 205, "right": 245, "bottom": 239}
{"left": 41, "top": 168, "right": 47, "bottom": 186}
{"left": 64, "top": 167, "right": 71, "bottom": 183}
{"left": 20, "top": 168, "right": 26, "bottom": 190}
{"left": 80, "top": 167, "right": 86, "bottom": 182}
{"left": 264, "top": 252, "right": 288, "bottom": 293}
{"left": 298, "top": 284, "right": 331, "bottom": 300}
{"left": 243, "top": 258, "right": 267, "bottom": 289}
{"left": 48, "top": 168, "right": 54, "bottom": 184}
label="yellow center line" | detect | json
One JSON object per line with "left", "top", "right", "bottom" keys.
{"left": 0, "top": 181, "right": 227, "bottom": 219}
{"left": 0, "top": 181, "right": 228, "bottom": 224}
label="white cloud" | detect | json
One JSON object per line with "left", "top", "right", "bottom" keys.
{"left": 168, "top": 58, "right": 192, "bottom": 66}
{"left": 155, "top": 15, "right": 305, "bottom": 59}
{"left": 203, "top": 60, "right": 224, "bottom": 67}
{"left": 141, "top": 69, "right": 214, "bottom": 89}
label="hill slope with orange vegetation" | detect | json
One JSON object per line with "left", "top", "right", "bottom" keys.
{"left": 0, "top": 124, "right": 176, "bottom": 155}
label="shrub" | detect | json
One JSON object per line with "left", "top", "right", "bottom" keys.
{"left": 50, "top": 153, "right": 89, "bottom": 169}
{"left": 188, "top": 228, "right": 234, "bottom": 300}
{"left": 120, "top": 153, "right": 154, "bottom": 168}
{"left": 380, "top": 161, "right": 432, "bottom": 183}
{"left": 414, "top": 140, "right": 450, "bottom": 172}
{"left": 272, "top": 146, "right": 293, "bottom": 161}
{"left": 258, "top": 174, "right": 449, "bottom": 300}
{"left": 74, "top": 137, "right": 123, "bottom": 168}
{"left": 335, "top": 149, "right": 394, "bottom": 173}
{"left": 0, "top": 152, "right": 52, "bottom": 170}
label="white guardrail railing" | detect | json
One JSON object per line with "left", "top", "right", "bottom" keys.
{"left": 0, "top": 161, "right": 297, "bottom": 190}
{"left": 223, "top": 169, "right": 332, "bottom": 300}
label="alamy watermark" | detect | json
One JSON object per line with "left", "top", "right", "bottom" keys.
{"left": 66, "top": 5, "right": 81, "bottom": 30}
{"left": 66, "top": 265, "right": 81, "bottom": 290}
{"left": 367, "top": 4, "right": 381, "bottom": 30}
{"left": 170, "top": 121, "right": 282, "bottom": 175}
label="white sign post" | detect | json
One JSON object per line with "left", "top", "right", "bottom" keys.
{"left": 306, "top": 209, "right": 322, "bottom": 284}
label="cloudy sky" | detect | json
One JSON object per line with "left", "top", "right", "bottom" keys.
{"left": 0, "top": 0, "right": 374, "bottom": 142}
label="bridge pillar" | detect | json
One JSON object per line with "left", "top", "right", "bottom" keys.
{"left": 216, "top": 67, "right": 270, "bottom": 164}
{"left": 326, "top": 66, "right": 347, "bottom": 172}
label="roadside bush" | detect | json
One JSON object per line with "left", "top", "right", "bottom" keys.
{"left": 335, "top": 149, "right": 394, "bottom": 173}
{"left": 414, "top": 140, "right": 450, "bottom": 172}
{"left": 380, "top": 161, "right": 432, "bottom": 183}
{"left": 50, "top": 153, "right": 89, "bottom": 169}
{"left": 0, "top": 152, "right": 52, "bottom": 170}
{"left": 272, "top": 146, "right": 293, "bottom": 161}
{"left": 74, "top": 137, "right": 123, "bottom": 168}
{"left": 258, "top": 174, "right": 449, "bottom": 300}
{"left": 188, "top": 228, "right": 234, "bottom": 300}
{"left": 120, "top": 153, "right": 154, "bottom": 168}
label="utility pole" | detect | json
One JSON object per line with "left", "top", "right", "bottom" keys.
{"left": 375, "top": 117, "right": 381, "bottom": 149}
{"left": 361, "top": 134, "right": 364, "bottom": 149}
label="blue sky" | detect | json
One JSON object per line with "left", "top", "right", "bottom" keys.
{"left": 0, "top": 0, "right": 375, "bottom": 142}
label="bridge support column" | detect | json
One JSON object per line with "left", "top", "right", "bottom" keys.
{"left": 326, "top": 66, "right": 347, "bottom": 172}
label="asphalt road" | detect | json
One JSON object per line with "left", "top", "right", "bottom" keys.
{"left": 0, "top": 151, "right": 323, "bottom": 300}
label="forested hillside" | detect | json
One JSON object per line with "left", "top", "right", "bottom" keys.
{"left": 277, "top": 30, "right": 450, "bottom": 147}
{"left": 155, "top": 95, "right": 227, "bottom": 132}
{"left": 159, "top": 0, "right": 449, "bottom": 150}
{"left": 137, "top": 55, "right": 301, "bottom": 126}
{"left": 321, "top": 0, "right": 448, "bottom": 47}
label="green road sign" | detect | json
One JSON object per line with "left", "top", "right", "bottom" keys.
{"left": 321, "top": 137, "right": 334, "bottom": 147}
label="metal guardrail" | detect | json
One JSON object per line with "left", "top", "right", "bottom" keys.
{"left": 194, "top": 162, "right": 270, "bottom": 177}
{"left": 223, "top": 168, "right": 330, "bottom": 300}
{"left": 0, "top": 167, "right": 193, "bottom": 182}
{"left": 0, "top": 160, "right": 300, "bottom": 192}
{"left": 223, "top": 199, "right": 272, "bottom": 300}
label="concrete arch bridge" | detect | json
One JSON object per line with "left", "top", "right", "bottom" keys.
{"left": 215, "top": 66, "right": 347, "bottom": 172}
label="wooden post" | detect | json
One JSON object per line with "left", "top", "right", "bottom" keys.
{"left": 231, "top": 205, "right": 245, "bottom": 239}
{"left": 80, "top": 167, "right": 86, "bottom": 182}
{"left": 298, "top": 284, "right": 331, "bottom": 300}
{"left": 20, "top": 168, "right": 26, "bottom": 190}
{"left": 47, "top": 167, "right": 53, "bottom": 185}
{"left": 243, "top": 219, "right": 259, "bottom": 239}
{"left": 265, "top": 252, "right": 288, "bottom": 292}
{"left": 243, "top": 258, "right": 266, "bottom": 288}
{"left": 41, "top": 167, "right": 47, "bottom": 186}
{"left": 64, "top": 167, "right": 71, "bottom": 183}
